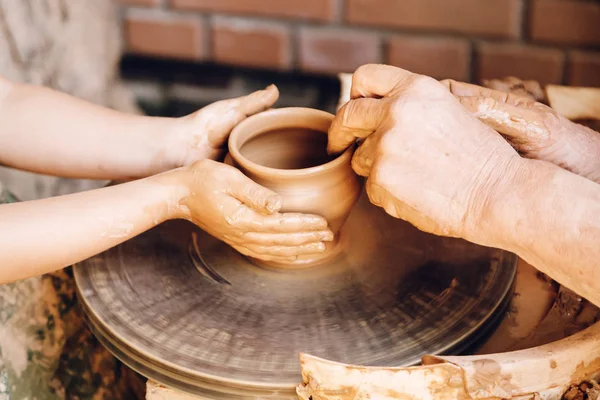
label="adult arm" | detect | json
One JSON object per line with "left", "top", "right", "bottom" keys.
{"left": 476, "top": 158, "right": 600, "bottom": 305}
{"left": 328, "top": 64, "right": 600, "bottom": 306}
{"left": 0, "top": 75, "right": 277, "bottom": 180}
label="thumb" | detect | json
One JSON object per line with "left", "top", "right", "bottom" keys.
{"left": 235, "top": 84, "right": 279, "bottom": 119}
{"left": 457, "top": 96, "right": 549, "bottom": 140}
{"left": 228, "top": 173, "right": 282, "bottom": 214}
{"left": 350, "top": 64, "right": 410, "bottom": 99}
{"left": 205, "top": 85, "right": 280, "bottom": 147}
{"left": 328, "top": 97, "right": 385, "bottom": 154}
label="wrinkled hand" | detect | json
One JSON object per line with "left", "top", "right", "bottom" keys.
{"left": 172, "top": 85, "right": 279, "bottom": 165}
{"left": 175, "top": 159, "right": 333, "bottom": 262}
{"left": 441, "top": 80, "right": 600, "bottom": 183}
{"left": 328, "top": 64, "right": 522, "bottom": 240}
{"left": 480, "top": 76, "right": 547, "bottom": 103}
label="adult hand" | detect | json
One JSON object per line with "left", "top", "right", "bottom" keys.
{"left": 169, "top": 85, "right": 279, "bottom": 165}
{"left": 169, "top": 159, "right": 333, "bottom": 262}
{"left": 328, "top": 64, "right": 523, "bottom": 241}
{"left": 441, "top": 80, "right": 600, "bottom": 183}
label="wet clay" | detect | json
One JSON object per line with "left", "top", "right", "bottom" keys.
{"left": 239, "top": 128, "right": 336, "bottom": 170}
{"left": 228, "top": 107, "right": 363, "bottom": 268}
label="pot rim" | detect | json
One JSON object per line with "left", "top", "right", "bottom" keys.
{"left": 228, "top": 107, "right": 354, "bottom": 178}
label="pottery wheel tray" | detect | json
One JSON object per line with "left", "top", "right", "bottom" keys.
{"left": 74, "top": 190, "right": 518, "bottom": 398}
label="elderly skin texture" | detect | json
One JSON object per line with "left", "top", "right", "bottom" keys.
{"left": 329, "top": 64, "right": 600, "bottom": 307}
{"left": 441, "top": 80, "right": 600, "bottom": 184}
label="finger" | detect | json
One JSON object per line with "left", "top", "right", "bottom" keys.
{"left": 243, "top": 212, "right": 329, "bottom": 233}
{"left": 207, "top": 85, "right": 279, "bottom": 146}
{"left": 440, "top": 79, "right": 489, "bottom": 97}
{"left": 441, "top": 79, "right": 536, "bottom": 108}
{"left": 232, "top": 244, "right": 298, "bottom": 263}
{"left": 328, "top": 97, "right": 384, "bottom": 154}
{"left": 350, "top": 64, "right": 412, "bottom": 99}
{"left": 234, "top": 84, "right": 279, "bottom": 119}
{"left": 456, "top": 96, "right": 549, "bottom": 140}
{"left": 365, "top": 179, "right": 402, "bottom": 219}
{"left": 241, "top": 230, "right": 334, "bottom": 246}
{"left": 227, "top": 171, "right": 282, "bottom": 214}
{"left": 244, "top": 242, "right": 327, "bottom": 258}
{"left": 351, "top": 133, "right": 381, "bottom": 176}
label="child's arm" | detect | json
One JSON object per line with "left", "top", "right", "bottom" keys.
{"left": 0, "top": 160, "right": 332, "bottom": 284}
{"left": 0, "top": 174, "right": 185, "bottom": 283}
{"left": 0, "top": 76, "right": 277, "bottom": 180}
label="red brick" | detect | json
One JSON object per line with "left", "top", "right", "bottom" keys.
{"left": 530, "top": 0, "right": 600, "bottom": 47}
{"left": 567, "top": 51, "right": 600, "bottom": 87}
{"left": 211, "top": 18, "right": 291, "bottom": 70}
{"left": 171, "top": 0, "right": 336, "bottom": 22}
{"left": 297, "top": 28, "right": 381, "bottom": 75}
{"left": 476, "top": 43, "right": 564, "bottom": 86}
{"left": 125, "top": 15, "right": 204, "bottom": 60}
{"left": 386, "top": 36, "right": 470, "bottom": 81}
{"left": 346, "top": 0, "right": 521, "bottom": 39}
{"left": 117, "top": 0, "right": 160, "bottom": 6}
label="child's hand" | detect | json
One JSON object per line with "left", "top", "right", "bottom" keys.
{"left": 0, "top": 76, "right": 277, "bottom": 181}
{"left": 170, "top": 85, "right": 279, "bottom": 166}
{"left": 167, "top": 159, "right": 333, "bottom": 263}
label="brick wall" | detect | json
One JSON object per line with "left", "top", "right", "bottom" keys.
{"left": 118, "top": 0, "right": 599, "bottom": 87}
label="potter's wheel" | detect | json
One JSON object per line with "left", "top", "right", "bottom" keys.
{"left": 74, "top": 190, "right": 517, "bottom": 399}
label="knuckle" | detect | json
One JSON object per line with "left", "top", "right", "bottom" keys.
{"left": 381, "top": 198, "right": 401, "bottom": 219}
{"left": 353, "top": 64, "right": 375, "bottom": 79}
{"left": 352, "top": 64, "right": 378, "bottom": 91}
{"left": 542, "top": 109, "right": 562, "bottom": 133}
{"left": 365, "top": 180, "right": 383, "bottom": 206}
{"left": 344, "top": 99, "right": 361, "bottom": 117}
{"left": 410, "top": 75, "right": 439, "bottom": 91}
{"left": 245, "top": 185, "right": 261, "bottom": 199}
{"left": 439, "top": 79, "right": 455, "bottom": 91}
{"left": 351, "top": 154, "right": 370, "bottom": 176}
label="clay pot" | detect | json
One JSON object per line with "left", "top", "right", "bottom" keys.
{"left": 227, "top": 107, "right": 362, "bottom": 268}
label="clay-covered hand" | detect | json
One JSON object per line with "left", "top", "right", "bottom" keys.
{"left": 170, "top": 85, "right": 279, "bottom": 165}
{"left": 172, "top": 159, "right": 333, "bottom": 262}
{"left": 441, "top": 79, "right": 600, "bottom": 183}
{"left": 328, "top": 64, "right": 522, "bottom": 240}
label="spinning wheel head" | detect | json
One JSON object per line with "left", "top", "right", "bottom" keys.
{"left": 74, "top": 189, "right": 517, "bottom": 398}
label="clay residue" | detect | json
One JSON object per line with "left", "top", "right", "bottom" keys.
{"left": 481, "top": 76, "right": 547, "bottom": 103}
{"left": 562, "top": 380, "right": 600, "bottom": 400}
{"left": 297, "top": 354, "right": 470, "bottom": 400}
{"left": 384, "top": 388, "right": 417, "bottom": 400}
{"left": 471, "top": 358, "right": 514, "bottom": 397}
{"left": 97, "top": 216, "right": 134, "bottom": 239}
{"left": 571, "top": 358, "right": 600, "bottom": 384}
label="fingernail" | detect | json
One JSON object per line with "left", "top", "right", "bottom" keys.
{"left": 317, "top": 242, "right": 326, "bottom": 252}
{"left": 265, "top": 195, "right": 282, "bottom": 213}
{"left": 321, "top": 231, "right": 334, "bottom": 241}
{"left": 315, "top": 218, "right": 328, "bottom": 229}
